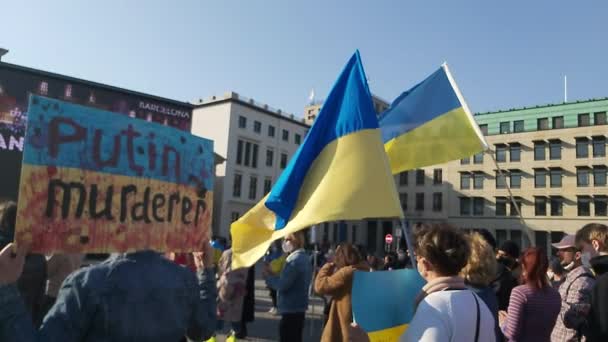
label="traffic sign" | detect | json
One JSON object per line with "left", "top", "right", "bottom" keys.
{"left": 385, "top": 234, "right": 393, "bottom": 244}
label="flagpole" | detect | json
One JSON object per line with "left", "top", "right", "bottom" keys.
{"left": 488, "top": 149, "right": 534, "bottom": 245}
{"left": 400, "top": 218, "right": 417, "bottom": 269}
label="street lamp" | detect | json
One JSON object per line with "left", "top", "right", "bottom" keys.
{"left": 0, "top": 48, "right": 9, "bottom": 61}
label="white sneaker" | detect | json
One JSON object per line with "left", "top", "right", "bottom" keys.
{"left": 268, "top": 307, "right": 278, "bottom": 315}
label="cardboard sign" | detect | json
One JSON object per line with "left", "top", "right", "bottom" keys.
{"left": 352, "top": 269, "right": 426, "bottom": 342}
{"left": 15, "top": 95, "right": 214, "bottom": 253}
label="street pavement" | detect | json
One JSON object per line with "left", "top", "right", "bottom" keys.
{"left": 216, "top": 264, "right": 325, "bottom": 342}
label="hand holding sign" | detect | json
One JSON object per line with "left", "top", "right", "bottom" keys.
{"left": 0, "top": 243, "right": 26, "bottom": 285}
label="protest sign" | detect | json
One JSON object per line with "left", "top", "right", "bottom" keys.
{"left": 352, "top": 269, "right": 426, "bottom": 342}
{"left": 15, "top": 95, "right": 213, "bottom": 253}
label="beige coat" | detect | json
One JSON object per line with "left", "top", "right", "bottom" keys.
{"left": 217, "top": 249, "right": 248, "bottom": 322}
{"left": 314, "top": 262, "right": 369, "bottom": 342}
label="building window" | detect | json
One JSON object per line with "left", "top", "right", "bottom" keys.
{"left": 535, "top": 197, "right": 547, "bottom": 216}
{"left": 268, "top": 125, "right": 275, "bottom": 137}
{"left": 236, "top": 140, "right": 243, "bottom": 165}
{"left": 496, "top": 171, "right": 507, "bottom": 189}
{"left": 264, "top": 178, "right": 272, "bottom": 194}
{"left": 550, "top": 168, "right": 562, "bottom": 188}
{"left": 473, "top": 172, "right": 484, "bottom": 189}
{"left": 578, "top": 196, "right": 591, "bottom": 216}
{"left": 252, "top": 144, "right": 259, "bottom": 168}
{"left": 253, "top": 121, "right": 262, "bottom": 133}
{"left": 433, "top": 169, "right": 442, "bottom": 185}
{"left": 594, "top": 166, "right": 607, "bottom": 186}
{"left": 415, "top": 193, "right": 424, "bottom": 211}
{"left": 592, "top": 136, "right": 606, "bottom": 157}
{"left": 576, "top": 138, "right": 589, "bottom": 158}
{"left": 238, "top": 116, "right": 247, "bottom": 128}
{"left": 416, "top": 169, "right": 425, "bottom": 185}
{"left": 473, "top": 197, "right": 484, "bottom": 216}
{"left": 577, "top": 167, "right": 590, "bottom": 187}
{"left": 479, "top": 124, "right": 488, "bottom": 135}
{"left": 399, "top": 193, "right": 408, "bottom": 212}
{"left": 231, "top": 212, "right": 240, "bottom": 222}
{"left": 433, "top": 193, "right": 442, "bottom": 212}
{"left": 460, "top": 197, "right": 471, "bottom": 216}
{"left": 500, "top": 122, "right": 510, "bottom": 134}
{"left": 295, "top": 134, "right": 302, "bottom": 145}
{"left": 495, "top": 197, "right": 507, "bottom": 216}
{"left": 537, "top": 118, "right": 549, "bottom": 130}
{"left": 534, "top": 141, "right": 546, "bottom": 160}
{"left": 514, "top": 120, "right": 524, "bottom": 133}
{"left": 461, "top": 173, "right": 471, "bottom": 189}
{"left": 550, "top": 197, "right": 563, "bottom": 216}
{"left": 578, "top": 113, "right": 590, "bottom": 127}
{"left": 510, "top": 144, "right": 521, "bottom": 162}
{"left": 282, "top": 129, "right": 289, "bottom": 142}
{"left": 399, "top": 171, "right": 408, "bottom": 186}
{"left": 280, "top": 153, "right": 288, "bottom": 169}
{"left": 461, "top": 157, "right": 470, "bottom": 165}
{"left": 549, "top": 140, "right": 562, "bottom": 160}
{"left": 233, "top": 174, "right": 242, "bottom": 198}
{"left": 595, "top": 196, "right": 608, "bottom": 216}
{"left": 496, "top": 144, "right": 507, "bottom": 162}
{"left": 266, "top": 149, "right": 274, "bottom": 167}
{"left": 595, "top": 112, "right": 607, "bottom": 125}
{"left": 510, "top": 170, "right": 522, "bottom": 189}
{"left": 473, "top": 152, "right": 484, "bottom": 164}
{"left": 244, "top": 141, "right": 251, "bottom": 166}
{"left": 552, "top": 116, "right": 564, "bottom": 129}
{"left": 249, "top": 176, "right": 257, "bottom": 200}
{"left": 510, "top": 198, "right": 522, "bottom": 216}
{"left": 535, "top": 169, "right": 547, "bottom": 188}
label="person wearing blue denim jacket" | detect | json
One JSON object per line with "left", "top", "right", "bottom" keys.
{"left": 264, "top": 232, "right": 312, "bottom": 342}
{"left": 0, "top": 242, "right": 217, "bottom": 342}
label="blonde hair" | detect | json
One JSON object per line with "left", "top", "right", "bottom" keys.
{"left": 576, "top": 223, "right": 608, "bottom": 252}
{"left": 460, "top": 232, "right": 498, "bottom": 287}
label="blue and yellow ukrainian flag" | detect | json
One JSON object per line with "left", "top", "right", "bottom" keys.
{"left": 379, "top": 63, "right": 488, "bottom": 174}
{"left": 231, "top": 51, "right": 403, "bottom": 268}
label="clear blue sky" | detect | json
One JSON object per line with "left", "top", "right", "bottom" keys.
{"left": 2, "top": 0, "right": 607, "bottom": 116}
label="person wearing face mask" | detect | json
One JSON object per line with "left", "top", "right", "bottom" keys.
{"left": 550, "top": 234, "right": 595, "bottom": 342}
{"left": 263, "top": 231, "right": 312, "bottom": 342}
{"left": 553, "top": 235, "right": 580, "bottom": 273}
{"left": 349, "top": 223, "right": 496, "bottom": 342}
{"left": 575, "top": 223, "right": 608, "bottom": 342}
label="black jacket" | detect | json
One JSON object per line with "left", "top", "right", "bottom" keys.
{"left": 492, "top": 263, "right": 519, "bottom": 311}
{"left": 587, "top": 255, "right": 608, "bottom": 342}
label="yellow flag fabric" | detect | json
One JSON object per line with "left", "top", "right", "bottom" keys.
{"left": 231, "top": 51, "right": 402, "bottom": 269}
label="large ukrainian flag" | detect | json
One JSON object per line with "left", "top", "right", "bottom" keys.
{"left": 380, "top": 63, "right": 488, "bottom": 174}
{"left": 232, "top": 51, "right": 403, "bottom": 268}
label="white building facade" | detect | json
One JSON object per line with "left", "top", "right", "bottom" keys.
{"left": 191, "top": 92, "right": 309, "bottom": 238}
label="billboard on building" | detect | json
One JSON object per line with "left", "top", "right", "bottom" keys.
{"left": 0, "top": 62, "right": 193, "bottom": 200}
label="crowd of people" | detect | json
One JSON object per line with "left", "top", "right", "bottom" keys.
{"left": 1, "top": 195, "right": 607, "bottom": 342}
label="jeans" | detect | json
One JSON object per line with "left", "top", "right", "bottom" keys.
{"left": 279, "top": 312, "right": 305, "bottom": 342}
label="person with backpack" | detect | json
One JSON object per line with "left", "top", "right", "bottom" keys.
{"left": 550, "top": 235, "right": 595, "bottom": 342}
